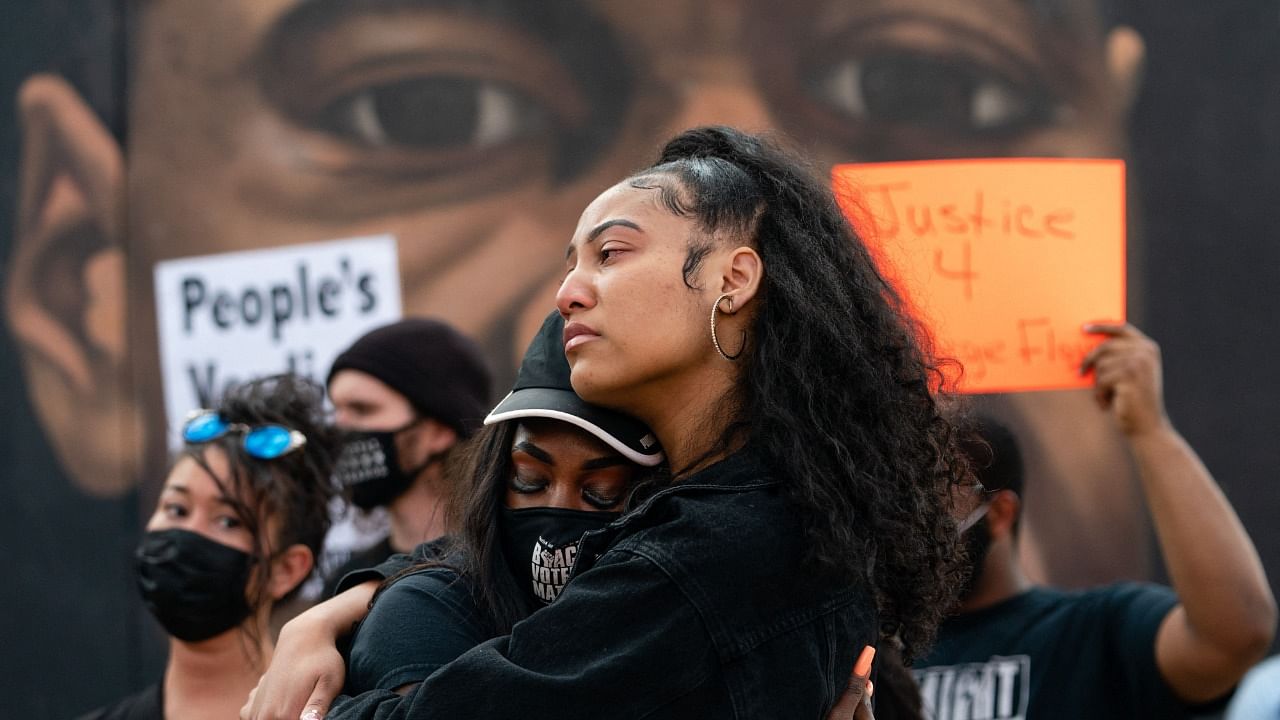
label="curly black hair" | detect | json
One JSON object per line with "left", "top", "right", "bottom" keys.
{"left": 627, "top": 126, "right": 972, "bottom": 659}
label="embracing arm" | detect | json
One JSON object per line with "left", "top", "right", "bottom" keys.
{"left": 322, "top": 550, "right": 721, "bottom": 720}
{"left": 241, "top": 580, "right": 378, "bottom": 720}
{"left": 1083, "top": 324, "right": 1276, "bottom": 703}
{"left": 344, "top": 570, "right": 490, "bottom": 696}
{"left": 243, "top": 548, "right": 427, "bottom": 719}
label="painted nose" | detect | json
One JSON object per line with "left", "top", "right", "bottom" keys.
{"left": 658, "top": 59, "right": 774, "bottom": 136}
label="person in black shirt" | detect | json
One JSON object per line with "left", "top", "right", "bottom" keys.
{"left": 915, "top": 324, "right": 1276, "bottom": 720}
{"left": 337, "top": 310, "right": 661, "bottom": 698}
{"left": 245, "top": 312, "right": 884, "bottom": 719}
{"left": 79, "top": 375, "right": 341, "bottom": 720}
{"left": 322, "top": 318, "right": 492, "bottom": 598}
{"left": 244, "top": 127, "right": 959, "bottom": 719}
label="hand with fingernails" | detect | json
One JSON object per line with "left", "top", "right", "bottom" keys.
{"left": 827, "top": 645, "right": 876, "bottom": 720}
{"left": 239, "top": 580, "right": 376, "bottom": 720}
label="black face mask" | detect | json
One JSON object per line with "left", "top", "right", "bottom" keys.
{"left": 335, "top": 422, "right": 435, "bottom": 510}
{"left": 499, "top": 507, "right": 619, "bottom": 607}
{"left": 135, "top": 528, "right": 256, "bottom": 643}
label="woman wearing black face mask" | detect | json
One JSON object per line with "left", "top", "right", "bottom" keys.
{"left": 239, "top": 312, "right": 663, "bottom": 716}
{"left": 339, "top": 311, "right": 664, "bottom": 699}
{"left": 79, "top": 374, "right": 340, "bottom": 720}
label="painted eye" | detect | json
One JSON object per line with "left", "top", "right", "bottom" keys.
{"left": 812, "top": 53, "right": 1054, "bottom": 135}
{"left": 316, "top": 76, "right": 549, "bottom": 150}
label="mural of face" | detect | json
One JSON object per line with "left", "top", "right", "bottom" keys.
{"left": 7, "top": 0, "right": 1146, "bottom": 583}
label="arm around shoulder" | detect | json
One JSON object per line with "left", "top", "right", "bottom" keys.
{"left": 346, "top": 569, "right": 489, "bottom": 694}
{"left": 331, "top": 549, "right": 719, "bottom": 720}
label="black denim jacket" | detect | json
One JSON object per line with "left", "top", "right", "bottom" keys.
{"left": 330, "top": 451, "right": 877, "bottom": 719}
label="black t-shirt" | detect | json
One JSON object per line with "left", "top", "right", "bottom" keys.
{"left": 322, "top": 537, "right": 395, "bottom": 599}
{"left": 344, "top": 566, "right": 491, "bottom": 694}
{"left": 914, "top": 583, "right": 1191, "bottom": 720}
{"left": 75, "top": 683, "right": 163, "bottom": 720}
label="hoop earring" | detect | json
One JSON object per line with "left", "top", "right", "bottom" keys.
{"left": 710, "top": 293, "right": 744, "bottom": 361}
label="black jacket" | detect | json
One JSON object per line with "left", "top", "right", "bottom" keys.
{"left": 330, "top": 451, "right": 877, "bottom": 719}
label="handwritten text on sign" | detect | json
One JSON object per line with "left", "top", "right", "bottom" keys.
{"left": 155, "top": 235, "right": 403, "bottom": 448}
{"left": 833, "top": 159, "right": 1126, "bottom": 393}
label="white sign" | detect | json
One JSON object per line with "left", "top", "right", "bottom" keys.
{"left": 154, "top": 235, "right": 402, "bottom": 447}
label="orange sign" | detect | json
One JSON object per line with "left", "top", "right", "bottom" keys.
{"left": 833, "top": 159, "right": 1126, "bottom": 394}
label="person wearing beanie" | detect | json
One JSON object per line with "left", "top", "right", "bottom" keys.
{"left": 320, "top": 318, "right": 491, "bottom": 598}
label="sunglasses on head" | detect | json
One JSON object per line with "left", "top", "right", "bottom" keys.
{"left": 182, "top": 410, "right": 307, "bottom": 460}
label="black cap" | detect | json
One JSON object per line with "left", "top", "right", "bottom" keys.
{"left": 328, "top": 318, "right": 492, "bottom": 438}
{"left": 485, "top": 312, "right": 663, "bottom": 467}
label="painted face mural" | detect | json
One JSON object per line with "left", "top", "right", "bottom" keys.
{"left": 9, "top": 2, "right": 1280, "bottom": 716}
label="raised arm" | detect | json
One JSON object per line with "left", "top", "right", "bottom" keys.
{"left": 1082, "top": 323, "right": 1276, "bottom": 702}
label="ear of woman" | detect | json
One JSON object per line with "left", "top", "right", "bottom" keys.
{"left": 709, "top": 246, "right": 763, "bottom": 361}
{"left": 268, "top": 545, "right": 316, "bottom": 602}
{"left": 714, "top": 246, "right": 763, "bottom": 305}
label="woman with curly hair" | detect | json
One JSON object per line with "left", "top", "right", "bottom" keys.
{"left": 82, "top": 375, "right": 341, "bottom": 720}
{"left": 245, "top": 127, "right": 964, "bottom": 720}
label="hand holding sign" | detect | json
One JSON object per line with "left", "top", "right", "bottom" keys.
{"left": 834, "top": 159, "right": 1126, "bottom": 393}
{"left": 1080, "top": 323, "right": 1170, "bottom": 436}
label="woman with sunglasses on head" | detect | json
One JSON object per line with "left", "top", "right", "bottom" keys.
{"left": 80, "top": 374, "right": 340, "bottom": 720}
{"left": 246, "top": 127, "right": 959, "bottom": 720}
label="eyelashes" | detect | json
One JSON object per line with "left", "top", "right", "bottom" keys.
{"left": 507, "top": 474, "right": 625, "bottom": 510}
{"left": 313, "top": 75, "right": 551, "bottom": 151}
{"left": 811, "top": 52, "right": 1054, "bottom": 136}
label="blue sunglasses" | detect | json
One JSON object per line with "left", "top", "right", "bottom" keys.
{"left": 182, "top": 410, "right": 307, "bottom": 460}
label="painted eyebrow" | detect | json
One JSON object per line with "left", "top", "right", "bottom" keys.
{"left": 565, "top": 219, "right": 643, "bottom": 259}
{"left": 263, "top": 0, "right": 578, "bottom": 59}
{"left": 513, "top": 440, "right": 554, "bottom": 465}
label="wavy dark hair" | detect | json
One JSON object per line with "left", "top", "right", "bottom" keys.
{"left": 627, "top": 126, "right": 971, "bottom": 659}
{"left": 428, "top": 421, "right": 540, "bottom": 634}
{"left": 182, "top": 373, "right": 341, "bottom": 646}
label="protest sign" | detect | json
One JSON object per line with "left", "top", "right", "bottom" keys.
{"left": 154, "top": 235, "right": 402, "bottom": 445}
{"left": 833, "top": 159, "right": 1126, "bottom": 393}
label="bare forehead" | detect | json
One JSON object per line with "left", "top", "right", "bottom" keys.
{"left": 571, "top": 180, "right": 680, "bottom": 240}
{"left": 166, "top": 449, "right": 233, "bottom": 496}
{"left": 576, "top": 182, "right": 646, "bottom": 226}
{"left": 329, "top": 368, "right": 407, "bottom": 403}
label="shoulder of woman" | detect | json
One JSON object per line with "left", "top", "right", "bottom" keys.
{"left": 380, "top": 564, "right": 467, "bottom": 600}
{"left": 612, "top": 490, "right": 800, "bottom": 572}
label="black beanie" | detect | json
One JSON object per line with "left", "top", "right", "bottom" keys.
{"left": 327, "top": 318, "right": 492, "bottom": 437}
